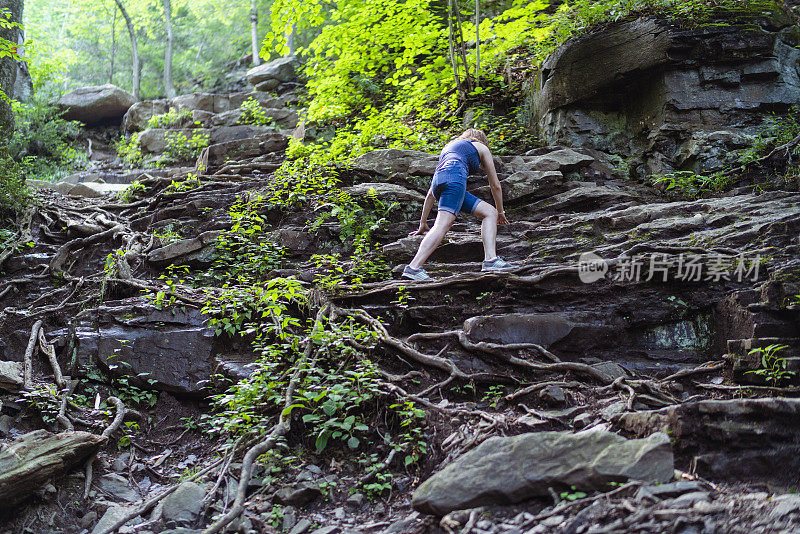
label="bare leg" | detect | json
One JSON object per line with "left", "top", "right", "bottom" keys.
{"left": 473, "top": 201, "right": 499, "bottom": 261}
{"left": 409, "top": 210, "right": 456, "bottom": 268}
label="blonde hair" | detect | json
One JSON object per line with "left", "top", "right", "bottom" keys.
{"left": 457, "top": 128, "right": 489, "bottom": 147}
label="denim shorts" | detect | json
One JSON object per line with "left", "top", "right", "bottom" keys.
{"left": 430, "top": 161, "right": 481, "bottom": 215}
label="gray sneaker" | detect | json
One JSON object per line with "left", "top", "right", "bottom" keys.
{"left": 402, "top": 265, "right": 431, "bottom": 281}
{"left": 482, "top": 256, "right": 512, "bottom": 272}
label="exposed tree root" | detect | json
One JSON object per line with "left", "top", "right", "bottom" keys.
{"left": 202, "top": 304, "right": 331, "bottom": 534}
{"left": 22, "top": 320, "right": 43, "bottom": 391}
{"left": 84, "top": 396, "right": 127, "bottom": 500}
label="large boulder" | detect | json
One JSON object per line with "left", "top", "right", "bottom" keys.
{"left": 247, "top": 56, "right": 299, "bottom": 88}
{"left": 528, "top": 13, "right": 800, "bottom": 177}
{"left": 412, "top": 430, "right": 673, "bottom": 515}
{"left": 74, "top": 300, "right": 215, "bottom": 394}
{"left": 122, "top": 99, "right": 170, "bottom": 132}
{"left": 615, "top": 397, "right": 800, "bottom": 487}
{"left": 57, "top": 84, "right": 137, "bottom": 125}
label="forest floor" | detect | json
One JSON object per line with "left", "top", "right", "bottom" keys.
{"left": 2, "top": 103, "right": 800, "bottom": 534}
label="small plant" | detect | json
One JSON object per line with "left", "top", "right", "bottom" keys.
{"left": 162, "top": 131, "right": 209, "bottom": 164}
{"left": 117, "top": 134, "right": 144, "bottom": 167}
{"left": 650, "top": 170, "right": 736, "bottom": 199}
{"left": 165, "top": 173, "right": 202, "bottom": 193}
{"left": 8, "top": 97, "right": 85, "bottom": 181}
{"left": 118, "top": 421, "right": 140, "bottom": 449}
{"left": 119, "top": 180, "right": 146, "bottom": 203}
{"left": 745, "top": 344, "right": 793, "bottom": 386}
{"left": 146, "top": 107, "right": 192, "bottom": 129}
{"left": 560, "top": 485, "right": 588, "bottom": 502}
{"left": 481, "top": 385, "right": 506, "bottom": 408}
{"left": 238, "top": 97, "right": 276, "bottom": 127}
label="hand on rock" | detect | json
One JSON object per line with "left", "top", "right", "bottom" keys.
{"left": 409, "top": 223, "right": 430, "bottom": 236}
{"left": 498, "top": 213, "right": 510, "bottom": 225}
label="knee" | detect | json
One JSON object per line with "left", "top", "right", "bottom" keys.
{"left": 483, "top": 205, "right": 498, "bottom": 221}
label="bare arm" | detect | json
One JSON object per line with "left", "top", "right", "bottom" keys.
{"left": 409, "top": 189, "right": 435, "bottom": 236}
{"left": 475, "top": 143, "right": 509, "bottom": 224}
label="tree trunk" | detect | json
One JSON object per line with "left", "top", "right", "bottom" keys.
{"left": 162, "top": 0, "right": 176, "bottom": 99}
{"left": 114, "top": 0, "right": 140, "bottom": 100}
{"left": 109, "top": 6, "right": 117, "bottom": 84}
{"left": 286, "top": 23, "right": 296, "bottom": 55}
{"left": 250, "top": 0, "right": 260, "bottom": 66}
{"left": 0, "top": 0, "right": 22, "bottom": 140}
{"left": 474, "top": 0, "right": 480, "bottom": 87}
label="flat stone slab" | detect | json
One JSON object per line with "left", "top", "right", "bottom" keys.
{"left": 412, "top": 430, "right": 673, "bottom": 515}
{"left": 463, "top": 313, "right": 574, "bottom": 347}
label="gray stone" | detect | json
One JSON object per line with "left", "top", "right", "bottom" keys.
{"left": 635, "top": 480, "right": 705, "bottom": 501}
{"left": 523, "top": 149, "right": 594, "bottom": 172}
{"left": 591, "top": 362, "right": 630, "bottom": 381}
{"left": 529, "top": 15, "right": 800, "bottom": 177}
{"left": 57, "top": 84, "right": 137, "bottom": 125}
{"left": 274, "top": 482, "right": 322, "bottom": 506}
{"left": 247, "top": 56, "right": 299, "bottom": 86}
{"left": 282, "top": 507, "right": 298, "bottom": 531}
{"left": 210, "top": 125, "right": 274, "bottom": 145}
{"left": 309, "top": 527, "right": 339, "bottom": 534}
{"left": 289, "top": 519, "right": 313, "bottom": 534}
{"left": 77, "top": 300, "right": 215, "bottom": 393}
{"left": 504, "top": 170, "right": 563, "bottom": 201}
{"left": 160, "top": 482, "right": 206, "bottom": 524}
{"left": 122, "top": 100, "right": 170, "bottom": 132}
{"left": 97, "top": 473, "right": 139, "bottom": 502}
{"left": 206, "top": 132, "right": 288, "bottom": 164}
{"left": 345, "top": 492, "right": 365, "bottom": 507}
{"left": 68, "top": 183, "right": 128, "bottom": 198}
{"left": 351, "top": 149, "right": 438, "bottom": 178}
{"left": 0, "top": 360, "right": 23, "bottom": 391}
{"left": 539, "top": 385, "right": 567, "bottom": 405}
{"left": 147, "top": 231, "right": 222, "bottom": 265}
{"left": 91, "top": 505, "right": 140, "bottom": 534}
{"left": 770, "top": 494, "right": 800, "bottom": 519}
{"left": 616, "top": 398, "right": 800, "bottom": 486}
{"left": 463, "top": 313, "right": 574, "bottom": 347}
{"left": 600, "top": 400, "right": 627, "bottom": 421}
{"left": 412, "top": 430, "right": 673, "bottom": 515}
{"left": 346, "top": 183, "right": 425, "bottom": 203}
{"left": 112, "top": 453, "right": 130, "bottom": 472}
{"left": 171, "top": 93, "right": 215, "bottom": 113}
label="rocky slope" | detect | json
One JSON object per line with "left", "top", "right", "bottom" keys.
{"left": 1, "top": 14, "right": 800, "bottom": 534}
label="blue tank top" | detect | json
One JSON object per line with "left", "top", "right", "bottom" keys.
{"left": 436, "top": 139, "right": 481, "bottom": 174}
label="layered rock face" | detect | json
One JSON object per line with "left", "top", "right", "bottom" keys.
{"left": 528, "top": 13, "right": 800, "bottom": 177}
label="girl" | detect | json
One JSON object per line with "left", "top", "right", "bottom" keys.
{"left": 403, "top": 129, "right": 510, "bottom": 281}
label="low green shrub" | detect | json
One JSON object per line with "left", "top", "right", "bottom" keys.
{"left": 146, "top": 108, "right": 192, "bottom": 129}
{"left": 116, "top": 133, "right": 144, "bottom": 167}
{"left": 739, "top": 105, "right": 800, "bottom": 164}
{"left": 8, "top": 97, "right": 85, "bottom": 181}
{"left": 650, "top": 170, "right": 736, "bottom": 199}
{"left": 238, "top": 97, "right": 276, "bottom": 127}
{"left": 0, "top": 147, "right": 30, "bottom": 217}
{"left": 162, "top": 130, "right": 209, "bottom": 164}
